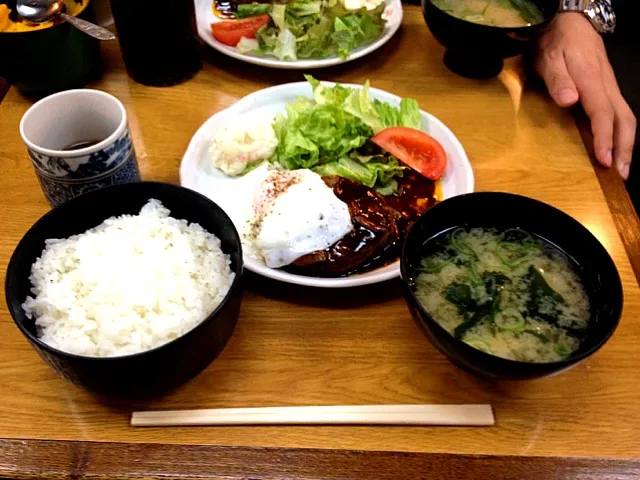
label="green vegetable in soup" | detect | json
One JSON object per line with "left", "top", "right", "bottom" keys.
{"left": 494, "top": 308, "right": 525, "bottom": 332}
{"left": 444, "top": 282, "right": 475, "bottom": 312}
{"left": 450, "top": 228, "right": 479, "bottom": 260}
{"left": 414, "top": 228, "right": 590, "bottom": 363}
{"left": 420, "top": 254, "right": 453, "bottom": 274}
{"left": 554, "top": 344, "right": 572, "bottom": 358}
{"left": 494, "top": 229, "right": 541, "bottom": 268}
{"left": 525, "top": 264, "right": 565, "bottom": 322}
{"left": 444, "top": 271, "right": 506, "bottom": 339}
{"left": 453, "top": 293, "right": 501, "bottom": 340}
{"left": 523, "top": 329, "right": 550, "bottom": 343}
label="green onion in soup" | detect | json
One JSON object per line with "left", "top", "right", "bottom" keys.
{"left": 414, "top": 227, "right": 590, "bottom": 363}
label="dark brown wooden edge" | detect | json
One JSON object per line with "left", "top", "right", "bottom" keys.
{"left": 0, "top": 438, "right": 639, "bottom": 480}
{"left": 0, "top": 78, "right": 9, "bottom": 104}
{"left": 573, "top": 108, "right": 640, "bottom": 286}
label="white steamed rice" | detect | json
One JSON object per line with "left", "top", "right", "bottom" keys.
{"left": 22, "top": 199, "right": 235, "bottom": 358}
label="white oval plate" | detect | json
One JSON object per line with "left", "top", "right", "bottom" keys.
{"left": 180, "top": 81, "right": 474, "bottom": 288}
{"left": 195, "top": 0, "right": 403, "bottom": 69}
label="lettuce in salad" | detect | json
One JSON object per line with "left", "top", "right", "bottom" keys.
{"left": 306, "top": 75, "right": 420, "bottom": 133}
{"left": 240, "top": 0, "right": 386, "bottom": 60}
{"left": 269, "top": 76, "right": 422, "bottom": 193}
{"left": 235, "top": 3, "right": 270, "bottom": 18}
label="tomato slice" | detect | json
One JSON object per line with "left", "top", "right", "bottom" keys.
{"left": 371, "top": 127, "right": 447, "bottom": 180}
{"left": 211, "top": 15, "right": 270, "bottom": 47}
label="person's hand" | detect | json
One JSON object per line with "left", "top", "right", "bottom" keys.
{"left": 536, "top": 12, "right": 636, "bottom": 180}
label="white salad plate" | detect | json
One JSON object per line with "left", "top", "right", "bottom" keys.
{"left": 180, "top": 81, "right": 474, "bottom": 288}
{"left": 194, "top": 0, "right": 403, "bottom": 69}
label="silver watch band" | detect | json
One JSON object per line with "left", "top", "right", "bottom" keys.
{"left": 562, "top": 0, "right": 589, "bottom": 11}
{"left": 560, "top": 0, "right": 616, "bottom": 33}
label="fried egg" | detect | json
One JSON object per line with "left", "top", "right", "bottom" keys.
{"left": 250, "top": 169, "right": 353, "bottom": 268}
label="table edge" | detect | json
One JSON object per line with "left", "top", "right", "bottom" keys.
{"left": 0, "top": 78, "right": 8, "bottom": 104}
{"left": 0, "top": 438, "right": 639, "bottom": 480}
{"left": 573, "top": 108, "right": 640, "bottom": 286}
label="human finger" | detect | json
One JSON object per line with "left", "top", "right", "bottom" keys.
{"left": 536, "top": 49, "right": 579, "bottom": 107}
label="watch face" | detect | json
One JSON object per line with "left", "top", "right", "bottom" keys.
{"left": 586, "top": 0, "right": 616, "bottom": 33}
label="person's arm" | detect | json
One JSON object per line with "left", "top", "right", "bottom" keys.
{"left": 535, "top": 12, "right": 636, "bottom": 179}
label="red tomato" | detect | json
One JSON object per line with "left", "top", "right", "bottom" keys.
{"left": 211, "top": 15, "right": 270, "bottom": 46}
{"left": 371, "top": 127, "right": 447, "bottom": 180}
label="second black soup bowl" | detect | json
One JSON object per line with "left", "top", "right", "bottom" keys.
{"left": 400, "top": 192, "right": 623, "bottom": 380}
{"left": 5, "top": 182, "right": 243, "bottom": 398}
{"left": 422, "top": 0, "right": 558, "bottom": 78}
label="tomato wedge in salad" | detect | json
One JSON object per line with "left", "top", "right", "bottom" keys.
{"left": 371, "top": 127, "right": 447, "bottom": 180}
{"left": 211, "top": 15, "right": 270, "bottom": 47}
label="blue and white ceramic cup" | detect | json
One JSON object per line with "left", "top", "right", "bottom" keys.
{"left": 19, "top": 89, "right": 140, "bottom": 207}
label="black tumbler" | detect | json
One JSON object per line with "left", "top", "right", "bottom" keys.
{"left": 110, "top": 0, "right": 202, "bottom": 87}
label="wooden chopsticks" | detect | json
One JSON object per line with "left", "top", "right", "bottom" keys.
{"left": 131, "top": 404, "right": 494, "bottom": 427}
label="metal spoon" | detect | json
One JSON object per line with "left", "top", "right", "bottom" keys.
{"left": 16, "top": 0, "right": 116, "bottom": 41}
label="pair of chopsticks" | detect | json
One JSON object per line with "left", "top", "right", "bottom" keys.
{"left": 131, "top": 404, "right": 494, "bottom": 427}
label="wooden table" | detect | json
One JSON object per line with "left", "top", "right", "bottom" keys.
{"left": 1, "top": 6, "right": 640, "bottom": 479}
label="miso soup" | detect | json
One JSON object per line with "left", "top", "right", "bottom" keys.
{"left": 432, "top": 0, "right": 545, "bottom": 27}
{"left": 414, "top": 228, "right": 590, "bottom": 363}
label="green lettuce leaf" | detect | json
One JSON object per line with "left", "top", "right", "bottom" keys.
{"left": 296, "top": 17, "right": 333, "bottom": 58}
{"left": 270, "top": 4, "right": 287, "bottom": 30}
{"left": 273, "top": 28, "right": 297, "bottom": 60}
{"left": 329, "top": 5, "right": 384, "bottom": 59}
{"left": 305, "top": 74, "right": 352, "bottom": 105}
{"left": 343, "top": 81, "right": 384, "bottom": 133}
{"left": 399, "top": 98, "right": 421, "bottom": 128}
{"left": 312, "top": 156, "right": 404, "bottom": 190}
{"left": 235, "top": 3, "right": 269, "bottom": 18}
{"left": 236, "top": 37, "right": 259, "bottom": 53}
{"left": 288, "top": 0, "right": 322, "bottom": 17}
{"left": 272, "top": 102, "right": 372, "bottom": 168}
{"left": 375, "top": 179, "right": 398, "bottom": 195}
{"left": 304, "top": 75, "right": 422, "bottom": 133}
{"left": 253, "top": 0, "right": 385, "bottom": 60}
{"left": 256, "top": 24, "right": 278, "bottom": 50}
{"left": 372, "top": 98, "right": 421, "bottom": 130}
{"left": 270, "top": 76, "right": 419, "bottom": 191}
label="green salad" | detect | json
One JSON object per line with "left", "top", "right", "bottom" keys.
{"left": 234, "top": 0, "right": 387, "bottom": 60}
{"left": 268, "top": 75, "right": 421, "bottom": 193}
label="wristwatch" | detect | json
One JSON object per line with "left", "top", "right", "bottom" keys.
{"left": 561, "top": 0, "right": 616, "bottom": 33}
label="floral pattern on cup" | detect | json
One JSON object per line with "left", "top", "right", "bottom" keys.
{"left": 28, "top": 132, "right": 133, "bottom": 178}
{"left": 29, "top": 131, "right": 141, "bottom": 208}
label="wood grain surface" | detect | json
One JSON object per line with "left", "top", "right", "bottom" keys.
{"left": 0, "top": 6, "right": 639, "bottom": 477}
{"left": 1, "top": 438, "right": 640, "bottom": 480}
